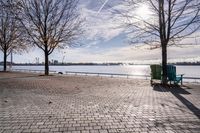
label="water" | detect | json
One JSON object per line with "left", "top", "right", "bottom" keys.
{"left": 1, "top": 65, "right": 199, "bottom": 78}
{"left": 176, "top": 66, "right": 200, "bottom": 77}
{"left": 1, "top": 65, "right": 150, "bottom": 75}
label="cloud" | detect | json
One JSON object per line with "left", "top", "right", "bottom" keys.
{"left": 1, "top": 1, "right": 200, "bottom": 64}
{"left": 12, "top": 48, "right": 44, "bottom": 63}
{"left": 180, "top": 31, "right": 200, "bottom": 45}
{"left": 80, "top": 1, "right": 125, "bottom": 42}
{"left": 56, "top": 44, "right": 200, "bottom": 63}
{"left": 1, "top": 43, "right": 199, "bottom": 64}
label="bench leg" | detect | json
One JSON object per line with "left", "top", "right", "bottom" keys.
{"left": 181, "top": 78, "right": 183, "bottom": 85}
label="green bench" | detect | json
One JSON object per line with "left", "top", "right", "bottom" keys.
{"left": 150, "top": 64, "right": 184, "bottom": 85}
{"left": 150, "top": 64, "right": 162, "bottom": 85}
{"left": 167, "top": 65, "right": 184, "bottom": 85}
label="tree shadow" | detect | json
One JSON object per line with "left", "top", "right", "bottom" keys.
{"left": 153, "top": 84, "right": 200, "bottom": 119}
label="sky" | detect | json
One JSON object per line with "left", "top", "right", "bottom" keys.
{"left": 0, "top": 0, "right": 200, "bottom": 64}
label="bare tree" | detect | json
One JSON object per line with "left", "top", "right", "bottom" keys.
{"left": 17, "top": 0, "right": 83, "bottom": 75}
{"left": 118, "top": 0, "right": 200, "bottom": 84}
{"left": 0, "top": 0, "right": 27, "bottom": 71}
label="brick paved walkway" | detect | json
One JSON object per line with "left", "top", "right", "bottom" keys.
{"left": 0, "top": 72, "right": 200, "bottom": 133}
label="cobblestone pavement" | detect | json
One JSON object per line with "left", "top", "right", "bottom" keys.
{"left": 0, "top": 72, "right": 200, "bottom": 133}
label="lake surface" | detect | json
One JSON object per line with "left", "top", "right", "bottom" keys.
{"left": 0, "top": 65, "right": 199, "bottom": 78}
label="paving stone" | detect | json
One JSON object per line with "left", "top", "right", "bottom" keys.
{"left": 99, "top": 130, "right": 108, "bottom": 133}
{"left": 0, "top": 72, "right": 200, "bottom": 133}
{"left": 31, "top": 129, "right": 41, "bottom": 133}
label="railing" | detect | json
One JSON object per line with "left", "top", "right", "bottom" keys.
{"left": 4, "top": 69, "right": 200, "bottom": 82}
{"left": 12, "top": 69, "right": 57, "bottom": 74}
{"left": 65, "top": 71, "right": 200, "bottom": 82}
{"left": 184, "top": 77, "right": 200, "bottom": 80}
{"left": 183, "top": 77, "right": 200, "bottom": 83}
{"left": 65, "top": 71, "right": 150, "bottom": 79}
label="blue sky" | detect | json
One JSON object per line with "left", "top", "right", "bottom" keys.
{"left": 0, "top": 0, "right": 200, "bottom": 64}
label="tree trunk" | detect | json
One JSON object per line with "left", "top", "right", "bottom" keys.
{"left": 162, "top": 43, "right": 168, "bottom": 85}
{"left": 3, "top": 49, "right": 7, "bottom": 71}
{"left": 44, "top": 46, "right": 49, "bottom": 75}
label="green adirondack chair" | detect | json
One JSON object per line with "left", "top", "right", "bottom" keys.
{"left": 150, "top": 64, "right": 162, "bottom": 85}
{"left": 167, "top": 65, "right": 184, "bottom": 85}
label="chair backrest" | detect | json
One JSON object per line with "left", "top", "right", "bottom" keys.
{"left": 150, "top": 65, "right": 162, "bottom": 80}
{"left": 167, "top": 65, "right": 176, "bottom": 81}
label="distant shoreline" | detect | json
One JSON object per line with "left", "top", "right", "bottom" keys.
{"left": 1, "top": 63, "right": 200, "bottom": 66}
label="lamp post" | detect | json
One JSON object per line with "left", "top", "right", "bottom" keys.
{"left": 10, "top": 48, "right": 13, "bottom": 70}
{"left": 62, "top": 51, "right": 66, "bottom": 64}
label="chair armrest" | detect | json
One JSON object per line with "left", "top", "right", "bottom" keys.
{"left": 176, "top": 74, "right": 184, "bottom": 77}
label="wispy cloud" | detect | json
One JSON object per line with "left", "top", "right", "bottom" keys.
{"left": 97, "top": 0, "right": 109, "bottom": 13}
{"left": 1, "top": 1, "right": 199, "bottom": 64}
{"left": 80, "top": 1, "right": 125, "bottom": 42}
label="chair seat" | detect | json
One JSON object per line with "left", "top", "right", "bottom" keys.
{"left": 176, "top": 76, "right": 182, "bottom": 81}
{"left": 174, "top": 75, "right": 183, "bottom": 84}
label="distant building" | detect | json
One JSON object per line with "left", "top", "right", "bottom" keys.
{"left": 54, "top": 60, "right": 59, "bottom": 64}
{"left": 0, "top": 61, "right": 13, "bottom": 65}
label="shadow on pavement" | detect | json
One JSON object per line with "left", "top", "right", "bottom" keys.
{"left": 153, "top": 84, "right": 200, "bottom": 119}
